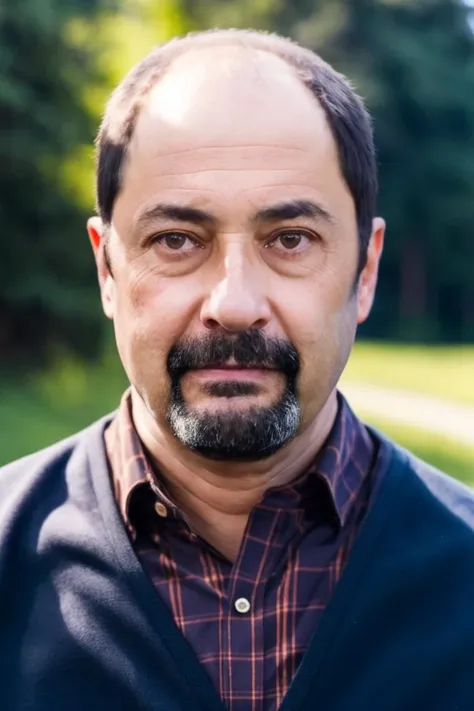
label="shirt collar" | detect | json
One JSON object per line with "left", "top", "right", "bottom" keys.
{"left": 105, "top": 391, "right": 178, "bottom": 532}
{"left": 105, "top": 389, "right": 374, "bottom": 532}
{"left": 310, "top": 392, "right": 375, "bottom": 525}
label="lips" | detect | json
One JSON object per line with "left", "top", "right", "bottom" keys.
{"left": 198, "top": 364, "right": 276, "bottom": 370}
{"left": 186, "top": 363, "right": 279, "bottom": 382}
{"left": 196, "top": 360, "right": 277, "bottom": 371}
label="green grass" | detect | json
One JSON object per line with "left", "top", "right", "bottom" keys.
{"left": 342, "top": 342, "right": 474, "bottom": 406}
{"left": 0, "top": 349, "right": 127, "bottom": 465}
{"left": 361, "top": 416, "right": 474, "bottom": 487}
{"left": 0, "top": 342, "right": 472, "bottom": 487}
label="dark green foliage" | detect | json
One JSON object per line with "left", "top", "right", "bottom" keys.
{"left": 327, "top": 0, "right": 474, "bottom": 343}
{"left": 0, "top": 0, "right": 104, "bottom": 363}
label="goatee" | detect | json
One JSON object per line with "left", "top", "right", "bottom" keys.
{"left": 166, "top": 331, "right": 301, "bottom": 461}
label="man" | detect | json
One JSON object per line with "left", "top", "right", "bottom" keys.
{"left": 0, "top": 28, "right": 473, "bottom": 711}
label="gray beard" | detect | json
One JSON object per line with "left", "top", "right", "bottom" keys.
{"left": 167, "top": 378, "right": 301, "bottom": 461}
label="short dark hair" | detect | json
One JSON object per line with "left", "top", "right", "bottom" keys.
{"left": 96, "top": 28, "right": 378, "bottom": 271}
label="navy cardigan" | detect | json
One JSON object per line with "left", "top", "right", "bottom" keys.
{"left": 0, "top": 416, "right": 473, "bottom": 710}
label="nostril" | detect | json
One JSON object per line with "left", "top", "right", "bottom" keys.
{"left": 203, "top": 318, "right": 221, "bottom": 331}
{"left": 250, "top": 319, "right": 267, "bottom": 330}
{"left": 202, "top": 317, "right": 268, "bottom": 333}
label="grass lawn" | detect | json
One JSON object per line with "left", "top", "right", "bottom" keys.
{"left": 342, "top": 342, "right": 474, "bottom": 406}
{"left": 0, "top": 349, "right": 127, "bottom": 465}
{"left": 361, "top": 416, "right": 474, "bottom": 488}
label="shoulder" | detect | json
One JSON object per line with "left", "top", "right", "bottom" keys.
{"left": 407, "top": 449, "right": 474, "bottom": 528}
{"left": 0, "top": 415, "right": 113, "bottom": 509}
{"left": 0, "top": 416, "right": 116, "bottom": 605}
{"left": 372, "top": 428, "right": 474, "bottom": 533}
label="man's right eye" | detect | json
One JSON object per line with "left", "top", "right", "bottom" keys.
{"left": 151, "top": 232, "right": 199, "bottom": 252}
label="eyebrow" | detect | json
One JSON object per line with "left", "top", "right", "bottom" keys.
{"left": 136, "top": 198, "right": 336, "bottom": 229}
{"left": 253, "top": 199, "right": 336, "bottom": 225}
{"left": 137, "top": 203, "right": 215, "bottom": 228}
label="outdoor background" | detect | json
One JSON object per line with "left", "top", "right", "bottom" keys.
{"left": 0, "top": 0, "right": 473, "bottom": 482}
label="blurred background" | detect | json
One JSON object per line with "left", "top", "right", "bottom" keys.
{"left": 0, "top": 0, "right": 472, "bottom": 481}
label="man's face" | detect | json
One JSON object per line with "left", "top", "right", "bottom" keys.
{"left": 89, "top": 47, "right": 384, "bottom": 460}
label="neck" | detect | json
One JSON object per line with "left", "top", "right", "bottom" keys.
{"left": 132, "top": 390, "right": 338, "bottom": 561}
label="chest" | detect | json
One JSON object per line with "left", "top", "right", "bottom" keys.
{"left": 134, "top": 504, "right": 356, "bottom": 711}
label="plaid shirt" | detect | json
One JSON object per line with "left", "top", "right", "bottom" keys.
{"left": 105, "top": 391, "right": 383, "bottom": 711}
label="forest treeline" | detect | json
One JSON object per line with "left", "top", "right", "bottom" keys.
{"left": 1, "top": 0, "right": 474, "bottom": 364}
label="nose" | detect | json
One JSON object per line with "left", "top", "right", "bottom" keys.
{"left": 200, "top": 249, "right": 272, "bottom": 332}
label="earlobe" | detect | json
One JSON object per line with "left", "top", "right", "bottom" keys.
{"left": 357, "top": 217, "right": 385, "bottom": 325}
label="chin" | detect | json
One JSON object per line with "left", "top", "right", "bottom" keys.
{"left": 167, "top": 383, "right": 301, "bottom": 461}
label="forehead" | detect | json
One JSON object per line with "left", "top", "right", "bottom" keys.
{"left": 115, "top": 46, "right": 355, "bottom": 225}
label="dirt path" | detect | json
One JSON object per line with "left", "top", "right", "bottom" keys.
{"left": 341, "top": 382, "right": 474, "bottom": 448}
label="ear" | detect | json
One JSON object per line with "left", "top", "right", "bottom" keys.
{"left": 87, "top": 216, "right": 115, "bottom": 320}
{"left": 356, "top": 217, "right": 385, "bottom": 324}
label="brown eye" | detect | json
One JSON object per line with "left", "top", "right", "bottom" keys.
{"left": 162, "top": 233, "right": 188, "bottom": 250}
{"left": 279, "top": 232, "right": 304, "bottom": 250}
{"left": 151, "top": 232, "right": 198, "bottom": 253}
{"left": 268, "top": 230, "right": 312, "bottom": 252}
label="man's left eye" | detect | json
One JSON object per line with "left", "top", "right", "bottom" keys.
{"left": 270, "top": 231, "right": 311, "bottom": 251}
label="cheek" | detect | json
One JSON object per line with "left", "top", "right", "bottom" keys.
{"left": 112, "top": 268, "right": 194, "bottom": 387}
{"left": 282, "top": 274, "right": 353, "bottom": 350}
{"left": 282, "top": 283, "right": 357, "bottom": 415}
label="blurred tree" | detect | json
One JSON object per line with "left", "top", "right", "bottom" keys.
{"left": 186, "top": 0, "right": 474, "bottom": 343}
{"left": 0, "top": 0, "right": 107, "bottom": 363}
{"left": 0, "top": 0, "right": 188, "bottom": 365}
{"left": 323, "top": 0, "right": 474, "bottom": 343}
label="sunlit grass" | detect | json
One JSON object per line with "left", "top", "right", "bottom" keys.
{"left": 362, "top": 416, "right": 474, "bottom": 487}
{"left": 0, "top": 348, "right": 127, "bottom": 465}
{"left": 343, "top": 342, "right": 474, "bottom": 406}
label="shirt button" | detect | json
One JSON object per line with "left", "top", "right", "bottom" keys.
{"left": 234, "top": 597, "right": 251, "bottom": 614}
{"left": 154, "top": 502, "right": 168, "bottom": 518}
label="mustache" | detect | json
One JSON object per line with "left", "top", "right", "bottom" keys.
{"left": 167, "top": 331, "right": 300, "bottom": 377}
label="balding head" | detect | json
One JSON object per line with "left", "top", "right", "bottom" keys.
{"left": 96, "top": 28, "right": 377, "bottom": 268}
